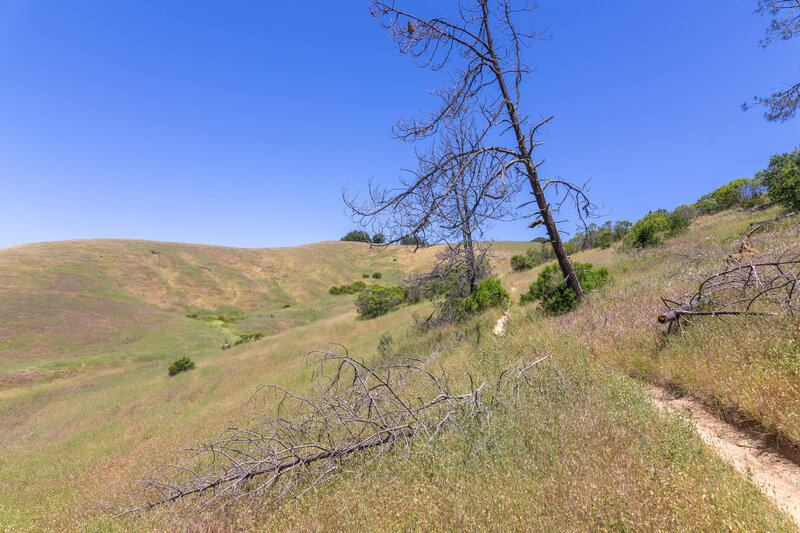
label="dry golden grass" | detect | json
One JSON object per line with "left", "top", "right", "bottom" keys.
{"left": 0, "top": 224, "right": 797, "bottom": 531}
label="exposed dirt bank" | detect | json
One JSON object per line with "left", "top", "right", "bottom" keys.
{"left": 647, "top": 386, "right": 800, "bottom": 529}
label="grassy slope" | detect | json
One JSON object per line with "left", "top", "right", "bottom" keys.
{"left": 0, "top": 221, "right": 797, "bottom": 531}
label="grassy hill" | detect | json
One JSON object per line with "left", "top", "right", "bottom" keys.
{"left": 0, "top": 215, "right": 798, "bottom": 531}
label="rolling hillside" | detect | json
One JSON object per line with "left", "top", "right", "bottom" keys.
{"left": 1, "top": 220, "right": 798, "bottom": 531}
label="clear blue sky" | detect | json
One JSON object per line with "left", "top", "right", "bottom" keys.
{"left": 1, "top": 1, "right": 798, "bottom": 249}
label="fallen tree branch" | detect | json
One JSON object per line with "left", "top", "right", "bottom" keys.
{"left": 659, "top": 244, "right": 799, "bottom": 332}
{"left": 104, "top": 348, "right": 561, "bottom": 522}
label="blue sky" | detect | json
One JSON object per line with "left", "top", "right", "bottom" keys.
{"left": 0, "top": 1, "right": 798, "bottom": 249}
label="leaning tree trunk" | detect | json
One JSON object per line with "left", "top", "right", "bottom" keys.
{"left": 485, "top": 17, "right": 585, "bottom": 301}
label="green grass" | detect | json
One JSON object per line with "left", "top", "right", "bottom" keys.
{"left": 0, "top": 225, "right": 797, "bottom": 531}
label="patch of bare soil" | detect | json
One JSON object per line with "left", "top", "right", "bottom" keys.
{"left": 647, "top": 386, "right": 800, "bottom": 529}
{"left": 493, "top": 311, "right": 509, "bottom": 336}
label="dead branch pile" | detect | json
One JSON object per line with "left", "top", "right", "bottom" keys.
{"left": 659, "top": 244, "right": 800, "bottom": 332}
{"left": 106, "top": 349, "right": 561, "bottom": 522}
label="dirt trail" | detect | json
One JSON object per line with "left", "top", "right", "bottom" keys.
{"left": 493, "top": 311, "right": 509, "bottom": 336}
{"left": 647, "top": 386, "right": 800, "bottom": 529}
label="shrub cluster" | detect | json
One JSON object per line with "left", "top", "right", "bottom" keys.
{"left": 329, "top": 280, "right": 367, "bottom": 295}
{"left": 623, "top": 209, "right": 692, "bottom": 248}
{"left": 510, "top": 244, "right": 556, "bottom": 271}
{"left": 401, "top": 235, "right": 427, "bottom": 246}
{"left": 221, "top": 332, "right": 264, "bottom": 350}
{"left": 455, "top": 277, "right": 509, "bottom": 318}
{"left": 372, "top": 272, "right": 382, "bottom": 279}
{"left": 168, "top": 356, "right": 195, "bottom": 376}
{"left": 520, "top": 262, "right": 610, "bottom": 314}
{"left": 695, "top": 177, "right": 766, "bottom": 213}
{"left": 511, "top": 221, "right": 632, "bottom": 271}
{"left": 569, "top": 220, "right": 632, "bottom": 250}
{"left": 355, "top": 285, "right": 406, "bottom": 318}
{"left": 341, "top": 230, "right": 387, "bottom": 244}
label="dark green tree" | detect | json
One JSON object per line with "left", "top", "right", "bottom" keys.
{"left": 757, "top": 147, "right": 800, "bottom": 210}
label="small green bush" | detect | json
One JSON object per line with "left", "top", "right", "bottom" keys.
{"left": 520, "top": 262, "right": 610, "bottom": 315}
{"left": 362, "top": 273, "right": 370, "bottom": 278}
{"left": 185, "top": 313, "right": 198, "bottom": 319}
{"left": 282, "top": 304, "right": 291, "bottom": 309}
{"left": 372, "top": 272, "right": 382, "bottom": 279}
{"left": 329, "top": 280, "right": 368, "bottom": 295}
{"left": 168, "top": 357, "right": 195, "bottom": 376}
{"left": 455, "top": 278, "right": 510, "bottom": 319}
{"left": 356, "top": 285, "right": 405, "bottom": 318}
{"left": 510, "top": 254, "right": 534, "bottom": 271}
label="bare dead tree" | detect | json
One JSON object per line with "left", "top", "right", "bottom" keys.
{"left": 105, "top": 348, "right": 562, "bottom": 523}
{"left": 350, "top": 0, "right": 592, "bottom": 300}
{"left": 658, "top": 245, "right": 800, "bottom": 333}
{"left": 746, "top": 0, "right": 800, "bottom": 121}
{"left": 349, "top": 117, "right": 518, "bottom": 323}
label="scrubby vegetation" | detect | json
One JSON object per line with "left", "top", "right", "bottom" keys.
{"left": 521, "top": 262, "right": 610, "bottom": 314}
{"left": 3, "top": 173, "right": 800, "bottom": 530}
{"left": 168, "top": 357, "right": 195, "bottom": 376}
{"left": 328, "top": 280, "right": 367, "bottom": 295}
{"left": 355, "top": 285, "right": 406, "bottom": 318}
{"left": 340, "top": 230, "right": 372, "bottom": 243}
{"left": 623, "top": 208, "right": 692, "bottom": 248}
{"left": 454, "top": 277, "right": 509, "bottom": 318}
{"left": 222, "top": 332, "right": 264, "bottom": 350}
{"left": 341, "top": 230, "right": 390, "bottom": 244}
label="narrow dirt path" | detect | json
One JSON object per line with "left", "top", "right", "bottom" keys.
{"left": 493, "top": 311, "right": 509, "bottom": 336}
{"left": 647, "top": 386, "right": 800, "bottom": 528}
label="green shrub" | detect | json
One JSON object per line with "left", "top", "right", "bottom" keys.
{"left": 520, "top": 262, "right": 610, "bottom": 315}
{"left": 355, "top": 285, "right": 406, "bottom": 318}
{"left": 372, "top": 272, "right": 382, "bottom": 279}
{"left": 234, "top": 332, "right": 263, "bottom": 346}
{"left": 695, "top": 177, "right": 767, "bottom": 213}
{"left": 510, "top": 254, "right": 534, "bottom": 271}
{"left": 623, "top": 209, "right": 690, "bottom": 249}
{"left": 329, "top": 280, "right": 368, "bottom": 295}
{"left": 362, "top": 273, "right": 370, "bottom": 278}
{"left": 372, "top": 233, "right": 386, "bottom": 244}
{"left": 168, "top": 357, "right": 195, "bottom": 376}
{"left": 455, "top": 277, "right": 509, "bottom": 319}
{"left": 401, "top": 235, "right": 426, "bottom": 246}
{"left": 757, "top": 147, "right": 800, "bottom": 210}
{"left": 510, "top": 243, "right": 558, "bottom": 271}
{"left": 282, "top": 304, "right": 291, "bottom": 308}
{"left": 341, "top": 230, "right": 372, "bottom": 243}
{"left": 185, "top": 313, "right": 198, "bottom": 319}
